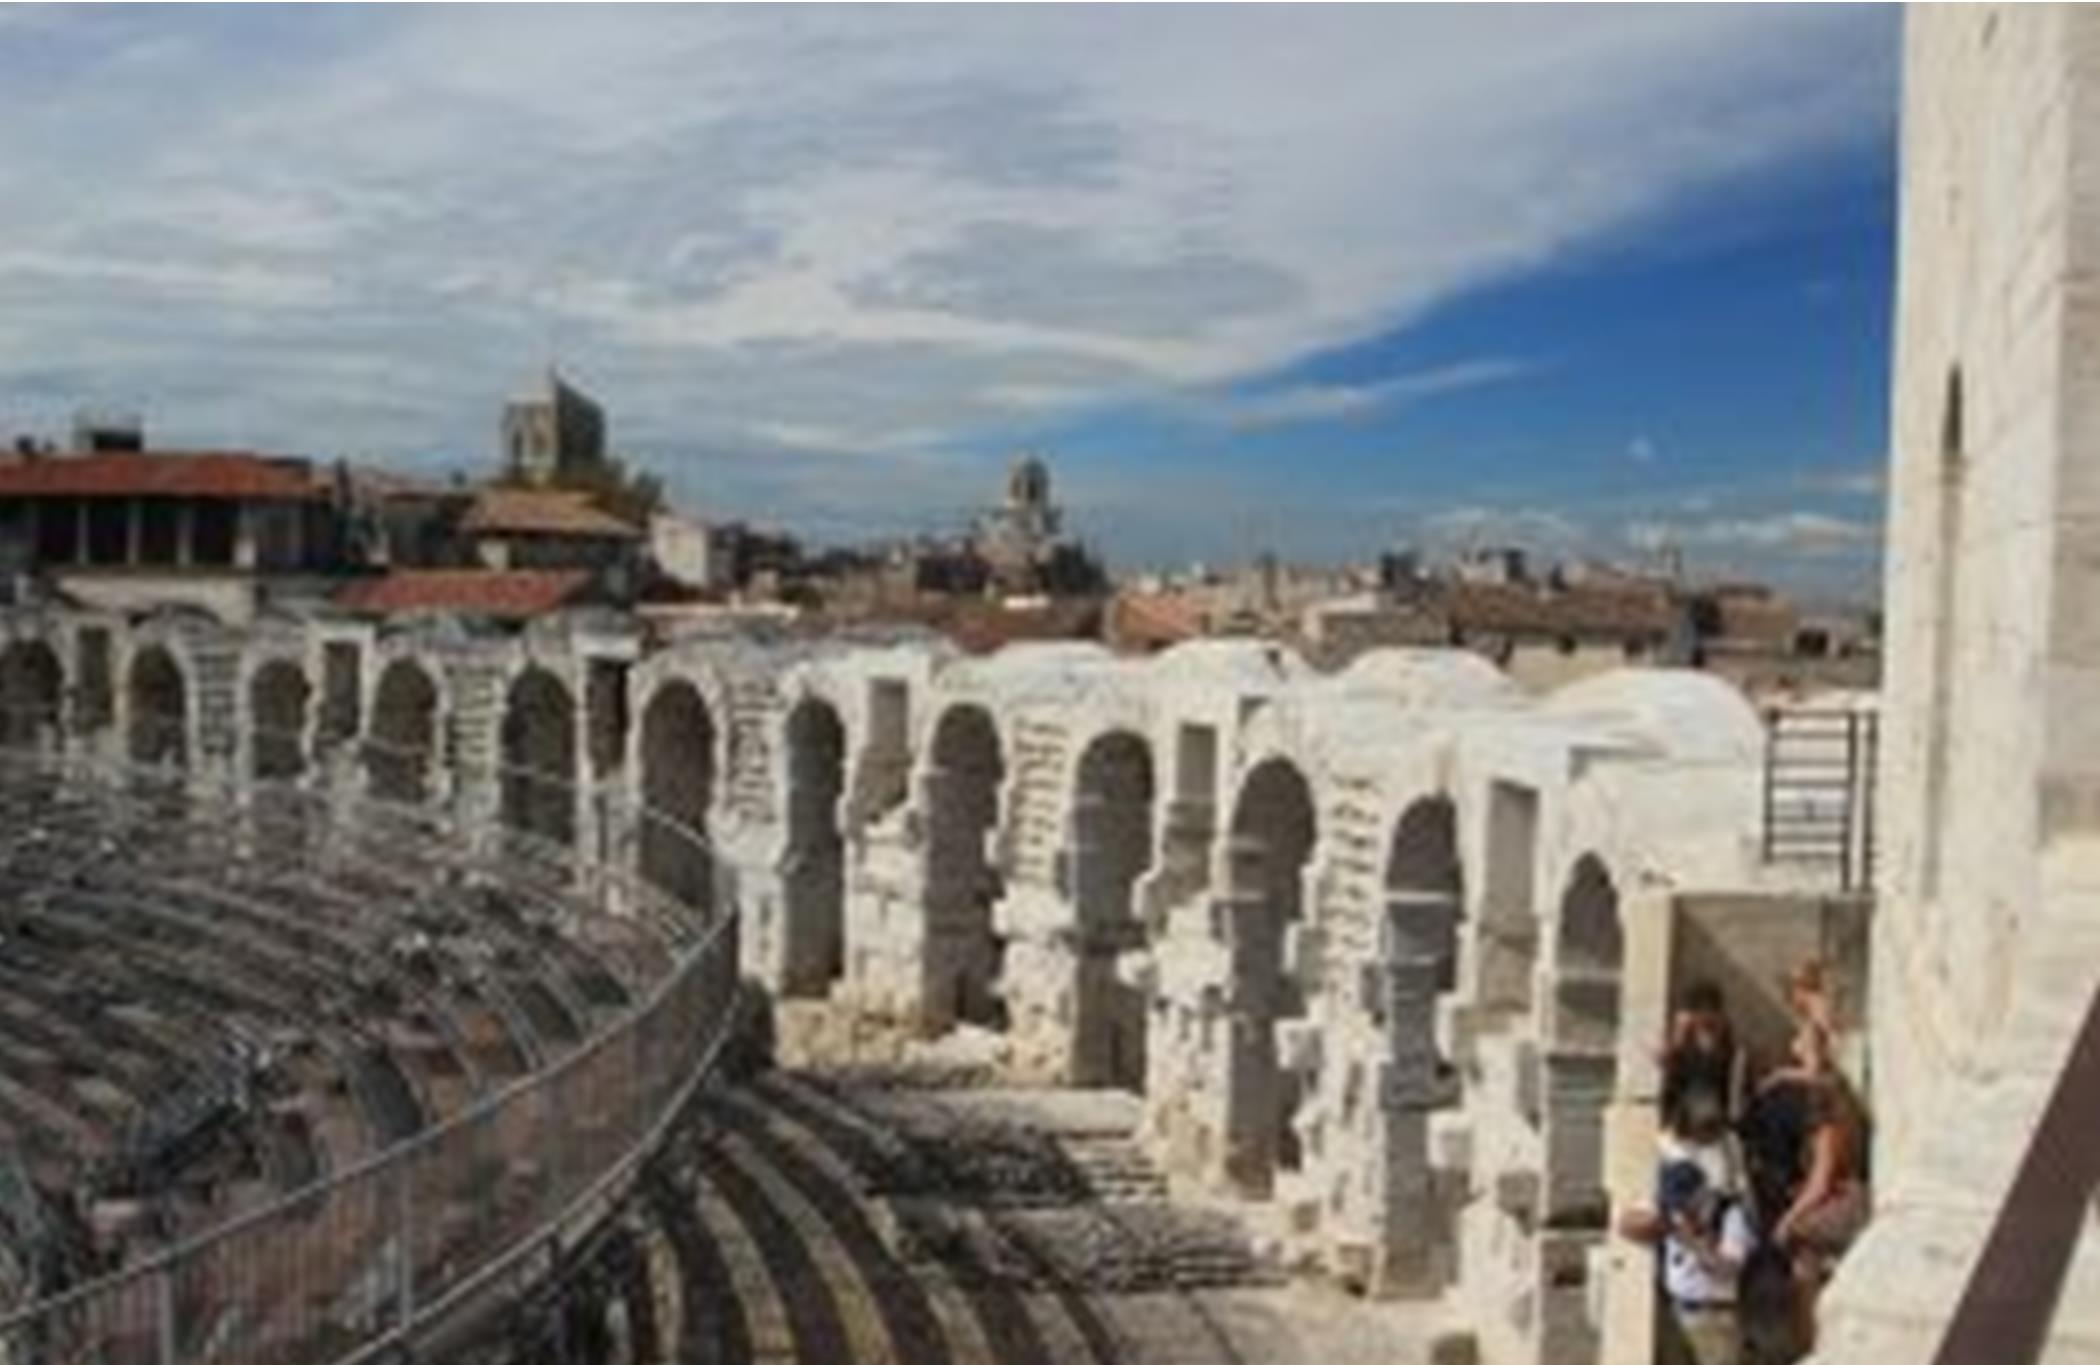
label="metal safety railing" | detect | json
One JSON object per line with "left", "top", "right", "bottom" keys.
{"left": 0, "top": 718, "right": 742, "bottom": 1365}
{"left": 1760, "top": 705, "right": 1879, "bottom": 893}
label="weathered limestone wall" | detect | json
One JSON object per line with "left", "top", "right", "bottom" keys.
{"left": 1815, "top": 8, "right": 2100, "bottom": 1362}
{"left": 0, "top": 606, "right": 1789, "bottom": 1365}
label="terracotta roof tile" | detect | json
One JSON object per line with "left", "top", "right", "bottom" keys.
{"left": 1109, "top": 591, "right": 1207, "bottom": 650}
{"left": 0, "top": 451, "right": 323, "bottom": 501}
{"left": 333, "top": 569, "right": 594, "bottom": 619}
{"left": 459, "top": 488, "right": 641, "bottom": 539}
{"left": 1444, "top": 582, "right": 1677, "bottom": 637}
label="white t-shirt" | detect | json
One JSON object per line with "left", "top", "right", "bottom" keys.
{"left": 1663, "top": 1202, "right": 1756, "bottom": 1308}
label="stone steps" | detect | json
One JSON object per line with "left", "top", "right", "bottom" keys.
{"left": 1060, "top": 1134, "right": 1171, "bottom": 1204}
{"left": 748, "top": 1072, "right": 1112, "bottom": 1362}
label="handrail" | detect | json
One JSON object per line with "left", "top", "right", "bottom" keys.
{"left": 1928, "top": 980, "right": 2100, "bottom": 1365}
{"left": 0, "top": 735, "right": 742, "bottom": 1365}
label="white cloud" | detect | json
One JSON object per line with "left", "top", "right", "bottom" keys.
{"left": 1794, "top": 464, "right": 1887, "bottom": 497}
{"left": 1420, "top": 504, "right": 1588, "bottom": 553}
{"left": 1629, "top": 435, "right": 1659, "bottom": 464}
{"left": 1220, "top": 358, "right": 1533, "bottom": 430}
{"left": 1624, "top": 510, "right": 1879, "bottom": 554}
{"left": 0, "top": 6, "right": 1894, "bottom": 544}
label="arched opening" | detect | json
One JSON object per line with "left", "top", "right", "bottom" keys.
{"left": 1377, "top": 795, "right": 1464, "bottom": 1288}
{"left": 782, "top": 698, "right": 846, "bottom": 997}
{"left": 639, "top": 679, "right": 714, "bottom": 914}
{"left": 923, "top": 704, "right": 1005, "bottom": 1031}
{"left": 1544, "top": 854, "right": 1624, "bottom": 1229}
{"left": 1069, "top": 730, "right": 1155, "bottom": 1089}
{"left": 127, "top": 645, "right": 188, "bottom": 767}
{"left": 248, "top": 660, "right": 311, "bottom": 780}
{"left": 501, "top": 667, "right": 577, "bottom": 846}
{"left": 1222, "top": 756, "right": 1316, "bottom": 1196}
{"left": 0, "top": 640, "right": 63, "bottom": 748}
{"left": 367, "top": 658, "right": 439, "bottom": 803}
{"left": 1383, "top": 796, "right": 1463, "bottom": 1056}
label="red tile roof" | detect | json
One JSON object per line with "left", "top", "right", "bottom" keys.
{"left": 1445, "top": 581, "right": 1678, "bottom": 638}
{"left": 1108, "top": 591, "right": 1207, "bottom": 652}
{"left": 333, "top": 569, "right": 594, "bottom": 619}
{"left": 0, "top": 451, "right": 323, "bottom": 501}
{"left": 459, "top": 488, "right": 641, "bottom": 539}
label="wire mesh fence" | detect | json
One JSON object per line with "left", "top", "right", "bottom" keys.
{"left": 0, "top": 710, "right": 740, "bottom": 1365}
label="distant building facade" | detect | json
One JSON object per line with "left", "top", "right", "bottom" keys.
{"left": 459, "top": 487, "right": 641, "bottom": 574}
{"left": 0, "top": 446, "right": 339, "bottom": 623}
{"left": 972, "top": 454, "right": 1103, "bottom": 595}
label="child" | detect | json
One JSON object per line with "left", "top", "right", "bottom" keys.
{"left": 1659, "top": 1157, "right": 1758, "bottom": 1365}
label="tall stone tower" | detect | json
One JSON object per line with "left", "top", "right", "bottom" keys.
{"left": 501, "top": 368, "right": 606, "bottom": 488}
{"left": 1817, "top": 7, "right": 2100, "bottom": 1358}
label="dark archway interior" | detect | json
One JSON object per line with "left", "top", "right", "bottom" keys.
{"left": 0, "top": 641, "right": 63, "bottom": 748}
{"left": 1544, "top": 853, "right": 1624, "bottom": 1234}
{"left": 1223, "top": 757, "right": 1317, "bottom": 1195}
{"left": 1384, "top": 796, "right": 1463, "bottom": 1059}
{"left": 639, "top": 680, "right": 715, "bottom": 913}
{"left": 502, "top": 668, "right": 577, "bottom": 847}
{"left": 249, "top": 661, "right": 312, "bottom": 781}
{"left": 924, "top": 705, "right": 1005, "bottom": 1030}
{"left": 368, "top": 659, "right": 439, "bottom": 804}
{"left": 783, "top": 699, "right": 847, "bottom": 997}
{"left": 1070, "top": 730, "right": 1155, "bottom": 1089}
{"left": 127, "top": 646, "right": 188, "bottom": 767}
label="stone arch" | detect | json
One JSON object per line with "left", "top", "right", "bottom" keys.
{"left": 639, "top": 678, "right": 715, "bottom": 913}
{"left": 1543, "top": 853, "right": 1623, "bottom": 1230}
{"left": 1069, "top": 729, "right": 1155, "bottom": 1089}
{"left": 782, "top": 697, "right": 846, "bottom": 996}
{"left": 1376, "top": 794, "right": 1464, "bottom": 1289}
{"left": 1222, "top": 755, "right": 1317, "bottom": 1196}
{"left": 127, "top": 644, "right": 188, "bottom": 767}
{"left": 0, "top": 639, "right": 63, "bottom": 748}
{"left": 368, "top": 657, "right": 440, "bottom": 803}
{"left": 1383, "top": 797, "right": 1463, "bottom": 1078}
{"left": 501, "top": 666, "right": 577, "bottom": 846}
{"left": 923, "top": 703, "right": 1006, "bottom": 1031}
{"left": 248, "top": 659, "right": 311, "bottom": 780}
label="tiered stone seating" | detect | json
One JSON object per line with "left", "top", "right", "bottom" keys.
{"left": 0, "top": 759, "right": 690, "bottom": 1314}
{"left": 630, "top": 1069, "right": 1291, "bottom": 1365}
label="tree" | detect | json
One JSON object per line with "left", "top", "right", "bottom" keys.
{"left": 527, "top": 455, "right": 664, "bottom": 526}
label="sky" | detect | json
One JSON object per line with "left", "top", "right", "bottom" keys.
{"left": 0, "top": 5, "right": 1900, "bottom": 600}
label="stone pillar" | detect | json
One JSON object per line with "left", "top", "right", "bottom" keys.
{"left": 444, "top": 660, "right": 505, "bottom": 858}
{"left": 1539, "top": 1049, "right": 1616, "bottom": 1229}
{"left": 233, "top": 502, "right": 258, "bottom": 569}
{"left": 1219, "top": 872, "right": 1281, "bottom": 1198}
{"left": 1140, "top": 795, "right": 1215, "bottom": 924}
{"left": 1377, "top": 947, "right": 1443, "bottom": 1293}
{"left": 189, "top": 636, "right": 241, "bottom": 789}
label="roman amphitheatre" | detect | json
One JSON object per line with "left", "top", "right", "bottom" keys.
{"left": 0, "top": 9, "right": 2093, "bottom": 1365}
